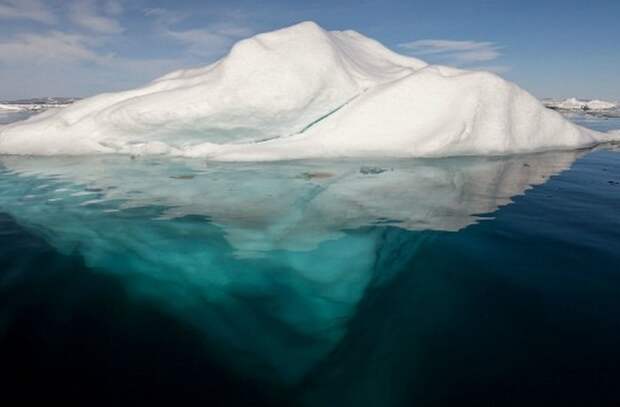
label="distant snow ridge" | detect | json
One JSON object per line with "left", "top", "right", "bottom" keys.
{"left": 0, "top": 22, "right": 617, "bottom": 159}
{"left": 0, "top": 104, "right": 25, "bottom": 112}
{"left": 0, "top": 97, "right": 78, "bottom": 112}
{"left": 544, "top": 97, "right": 617, "bottom": 111}
{"left": 543, "top": 98, "right": 619, "bottom": 119}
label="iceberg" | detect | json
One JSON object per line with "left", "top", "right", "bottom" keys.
{"left": 0, "top": 21, "right": 616, "bottom": 159}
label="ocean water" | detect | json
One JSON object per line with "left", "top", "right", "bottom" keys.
{"left": 1, "top": 111, "right": 619, "bottom": 405}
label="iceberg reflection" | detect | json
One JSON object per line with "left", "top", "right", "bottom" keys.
{"left": 0, "top": 149, "right": 583, "bottom": 383}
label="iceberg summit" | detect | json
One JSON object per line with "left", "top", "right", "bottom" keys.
{"left": 0, "top": 21, "right": 616, "bottom": 159}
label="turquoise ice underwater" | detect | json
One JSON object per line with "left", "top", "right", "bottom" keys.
{"left": 1, "top": 108, "right": 620, "bottom": 404}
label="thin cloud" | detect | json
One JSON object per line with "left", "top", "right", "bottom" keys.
{"left": 144, "top": 7, "right": 254, "bottom": 58}
{"left": 165, "top": 25, "right": 253, "bottom": 58}
{"left": 0, "top": 31, "right": 105, "bottom": 64}
{"left": 0, "top": 0, "right": 56, "bottom": 24}
{"left": 103, "top": 0, "right": 123, "bottom": 16}
{"left": 399, "top": 39, "right": 502, "bottom": 65}
{"left": 0, "top": 2, "right": 258, "bottom": 97}
{"left": 144, "top": 7, "right": 187, "bottom": 26}
{"left": 0, "top": 30, "right": 182, "bottom": 73}
{"left": 0, "top": 28, "right": 189, "bottom": 99}
{"left": 68, "top": 0, "right": 124, "bottom": 34}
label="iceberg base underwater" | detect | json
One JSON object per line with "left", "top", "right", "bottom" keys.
{"left": 1, "top": 113, "right": 620, "bottom": 404}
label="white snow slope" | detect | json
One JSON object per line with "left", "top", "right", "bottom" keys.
{"left": 0, "top": 22, "right": 616, "bottom": 159}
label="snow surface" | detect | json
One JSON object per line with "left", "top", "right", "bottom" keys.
{"left": 0, "top": 21, "right": 617, "bottom": 159}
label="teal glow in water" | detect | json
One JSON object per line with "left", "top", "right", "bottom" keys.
{"left": 0, "top": 115, "right": 619, "bottom": 404}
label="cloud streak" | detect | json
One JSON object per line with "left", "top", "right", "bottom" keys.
{"left": 0, "top": 28, "right": 190, "bottom": 98}
{"left": 399, "top": 39, "right": 502, "bottom": 64}
{"left": 144, "top": 7, "right": 254, "bottom": 58}
{"left": 0, "top": 31, "right": 105, "bottom": 64}
{"left": 0, "top": 0, "right": 56, "bottom": 24}
{"left": 0, "top": 2, "right": 256, "bottom": 97}
{"left": 165, "top": 25, "right": 253, "bottom": 57}
{"left": 68, "top": 0, "right": 124, "bottom": 34}
{"left": 0, "top": 29, "right": 184, "bottom": 73}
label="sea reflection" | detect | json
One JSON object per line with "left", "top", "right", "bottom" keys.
{"left": 0, "top": 150, "right": 583, "bottom": 250}
{"left": 0, "top": 149, "right": 584, "bottom": 384}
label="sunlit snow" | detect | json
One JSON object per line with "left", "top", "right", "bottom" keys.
{"left": 1, "top": 22, "right": 616, "bottom": 159}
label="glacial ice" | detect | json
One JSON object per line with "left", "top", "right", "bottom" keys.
{"left": 0, "top": 150, "right": 581, "bottom": 382}
{"left": 0, "top": 21, "right": 616, "bottom": 159}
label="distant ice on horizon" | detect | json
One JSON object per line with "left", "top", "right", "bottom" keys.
{"left": 0, "top": 97, "right": 78, "bottom": 112}
{"left": 0, "top": 21, "right": 617, "bottom": 159}
{"left": 543, "top": 98, "right": 620, "bottom": 119}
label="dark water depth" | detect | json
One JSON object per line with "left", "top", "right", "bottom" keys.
{"left": 1, "top": 112, "right": 619, "bottom": 405}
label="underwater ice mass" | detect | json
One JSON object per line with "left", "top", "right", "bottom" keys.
{"left": 0, "top": 150, "right": 583, "bottom": 383}
{"left": 0, "top": 21, "right": 616, "bottom": 159}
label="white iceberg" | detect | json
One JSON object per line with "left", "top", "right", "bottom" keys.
{"left": 0, "top": 22, "right": 616, "bottom": 159}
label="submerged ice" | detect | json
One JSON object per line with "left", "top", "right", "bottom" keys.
{"left": 0, "top": 151, "right": 582, "bottom": 382}
{"left": 0, "top": 22, "right": 616, "bottom": 159}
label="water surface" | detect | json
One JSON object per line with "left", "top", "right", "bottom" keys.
{"left": 1, "top": 112, "right": 619, "bottom": 405}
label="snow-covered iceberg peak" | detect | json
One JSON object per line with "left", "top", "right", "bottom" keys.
{"left": 0, "top": 21, "right": 615, "bottom": 159}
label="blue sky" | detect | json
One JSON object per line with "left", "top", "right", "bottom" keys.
{"left": 1, "top": 0, "right": 618, "bottom": 100}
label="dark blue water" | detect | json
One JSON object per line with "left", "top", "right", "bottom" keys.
{"left": 1, "top": 112, "right": 619, "bottom": 405}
